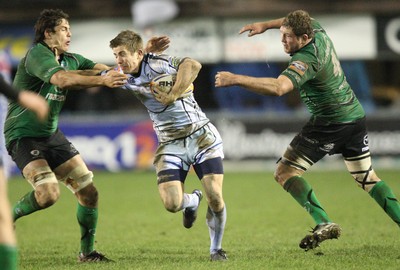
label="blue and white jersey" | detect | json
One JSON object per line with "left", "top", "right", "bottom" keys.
{"left": 122, "top": 53, "right": 209, "bottom": 143}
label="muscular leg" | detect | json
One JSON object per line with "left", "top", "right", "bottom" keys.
{"left": 158, "top": 181, "right": 185, "bottom": 213}
{"left": 344, "top": 154, "right": 400, "bottom": 226}
{"left": 13, "top": 159, "right": 60, "bottom": 221}
{"left": 276, "top": 148, "right": 341, "bottom": 250}
{"left": 54, "top": 155, "right": 99, "bottom": 256}
{"left": 158, "top": 179, "right": 201, "bottom": 215}
{"left": 193, "top": 157, "right": 226, "bottom": 258}
{"left": 275, "top": 152, "right": 331, "bottom": 225}
{"left": 201, "top": 173, "right": 226, "bottom": 254}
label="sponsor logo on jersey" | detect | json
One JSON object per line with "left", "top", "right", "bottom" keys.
{"left": 45, "top": 93, "right": 66, "bottom": 101}
{"left": 128, "top": 77, "right": 136, "bottom": 84}
{"left": 288, "top": 61, "right": 308, "bottom": 76}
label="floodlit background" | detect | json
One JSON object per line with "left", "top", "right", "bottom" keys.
{"left": 1, "top": 0, "right": 400, "bottom": 173}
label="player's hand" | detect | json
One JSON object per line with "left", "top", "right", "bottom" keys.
{"left": 152, "top": 86, "right": 176, "bottom": 105}
{"left": 103, "top": 70, "right": 127, "bottom": 88}
{"left": 18, "top": 91, "right": 49, "bottom": 121}
{"left": 145, "top": 36, "right": 170, "bottom": 54}
{"left": 239, "top": 22, "right": 267, "bottom": 37}
{"left": 215, "top": 71, "right": 236, "bottom": 88}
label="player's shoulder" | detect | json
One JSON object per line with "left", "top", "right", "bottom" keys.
{"left": 143, "top": 53, "right": 171, "bottom": 73}
{"left": 28, "top": 43, "right": 51, "bottom": 57}
{"left": 25, "top": 43, "right": 54, "bottom": 66}
{"left": 289, "top": 47, "right": 318, "bottom": 75}
{"left": 145, "top": 53, "right": 170, "bottom": 63}
{"left": 63, "top": 51, "right": 85, "bottom": 61}
{"left": 292, "top": 47, "right": 315, "bottom": 64}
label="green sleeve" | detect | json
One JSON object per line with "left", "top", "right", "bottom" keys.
{"left": 70, "top": 53, "right": 97, "bottom": 70}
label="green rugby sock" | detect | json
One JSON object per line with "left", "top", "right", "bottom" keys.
{"left": 0, "top": 244, "right": 18, "bottom": 270}
{"left": 369, "top": 181, "right": 400, "bottom": 227}
{"left": 284, "top": 176, "right": 331, "bottom": 224}
{"left": 77, "top": 204, "right": 98, "bottom": 255}
{"left": 13, "top": 191, "right": 41, "bottom": 221}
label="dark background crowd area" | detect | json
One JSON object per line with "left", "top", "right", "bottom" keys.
{"left": 2, "top": 0, "right": 400, "bottom": 116}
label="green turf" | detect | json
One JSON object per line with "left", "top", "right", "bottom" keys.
{"left": 8, "top": 169, "right": 400, "bottom": 270}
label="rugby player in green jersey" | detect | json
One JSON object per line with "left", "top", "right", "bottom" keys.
{"left": 4, "top": 9, "right": 167, "bottom": 262}
{"left": 0, "top": 76, "right": 48, "bottom": 270}
{"left": 215, "top": 10, "right": 400, "bottom": 251}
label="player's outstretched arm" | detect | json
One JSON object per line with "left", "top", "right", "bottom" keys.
{"left": 70, "top": 63, "right": 112, "bottom": 76}
{"left": 215, "top": 71, "right": 294, "bottom": 97}
{"left": 50, "top": 69, "right": 127, "bottom": 89}
{"left": 239, "top": 17, "right": 285, "bottom": 37}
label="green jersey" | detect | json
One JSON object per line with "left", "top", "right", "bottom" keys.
{"left": 4, "top": 42, "right": 96, "bottom": 146}
{"left": 281, "top": 20, "right": 365, "bottom": 123}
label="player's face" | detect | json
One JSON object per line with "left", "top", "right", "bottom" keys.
{"left": 280, "top": 26, "right": 303, "bottom": 54}
{"left": 46, "top": 19, "right": 71, "bottom": 54}
{"left": 112, "top": 45, "right": 143, "bottom": 74}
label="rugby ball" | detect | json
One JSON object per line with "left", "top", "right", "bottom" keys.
{"left": 150, "top": 74, "right": 193, "bottom": 97}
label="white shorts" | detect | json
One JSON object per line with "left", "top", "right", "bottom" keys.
{"left": 153, "top": 123, "right": 224, "bottom": 173}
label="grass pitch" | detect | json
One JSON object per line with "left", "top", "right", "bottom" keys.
{"left": 8, "top": 169, "right": 400, "bottom": 270}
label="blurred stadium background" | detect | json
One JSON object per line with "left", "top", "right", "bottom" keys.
{"left": 1, "top": 0, "right": 400, "bottom": 174}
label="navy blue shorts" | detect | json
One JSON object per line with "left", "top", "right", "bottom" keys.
{"left": 289, "top": 116, "right": 369, "bottom": 163}
{"left": 6, "top": 129, "right": 79, "bottom": 171}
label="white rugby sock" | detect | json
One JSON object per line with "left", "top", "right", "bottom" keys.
{"left": 206, "top": 206, "right": 226, "bottom": 252}
{"left": 182, "top": 192, "right": 199, "bottom": 210}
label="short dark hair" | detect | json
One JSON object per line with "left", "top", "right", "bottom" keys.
{"left": 282, "top": 10, "right": 314, "bottom": 38}
{"left": 109, "top": 30, "right": 143, "bottom": 53}
{"left": 34, "top": 9, "right": 69, "bottom": 44}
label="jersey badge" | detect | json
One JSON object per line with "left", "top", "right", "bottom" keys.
{"left": 288, "top": 61, "right": 308, "bottom": 76}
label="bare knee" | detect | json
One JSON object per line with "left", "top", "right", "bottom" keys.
{"left": 273, "top": 169, "right": 283, "bottom": 185}
{"left": 35, "top": 183, "right": 60, "bottom": 208}
{"left": 201, "top": 174, "right": 225, "bottom": 212}
{"left": 208, "top": 194, "right": 224, "bottom": 213}
{"left": 274, "top": 163, "right": 302, "bottom": 188}
{"left": 76, "top": 184, "right": 98, "bottom": 207}
{"left": 160, "top": 192, "right": 182, "bottom": 213}
{"left": 274, "top": 166, "right": 288, "bottom": 187}
{"left": 163, "top": 199, "right": 181, "bottom": 213}
{"left": 24, "top": 165, "right": 59, "bottom": 207}
{"left": 158, "top": 182, "right": 183, "bottom": 213}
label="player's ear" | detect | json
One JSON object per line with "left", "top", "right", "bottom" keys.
{"left": 301, "top": 33, "right": 309, "bottom": 41}
{"left": 44, "top": 28, "right": 53, "bottom": 39}
{"left": 137, "top": 49, "right": 144, "bottom": 57}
